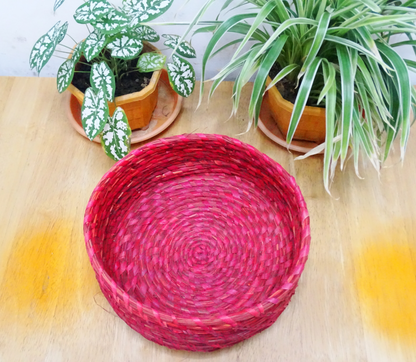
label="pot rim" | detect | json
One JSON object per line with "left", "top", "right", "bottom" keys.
{"left": 266, "top": 76, "right": 326, "bottom": 117}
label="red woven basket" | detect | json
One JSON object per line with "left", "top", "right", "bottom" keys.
{"left": 84, "top": 134, "right": 310, "bottom": 352}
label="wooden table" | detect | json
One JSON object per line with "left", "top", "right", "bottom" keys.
{"left": 1, "top": 76, "right": 416, "bottom": 362}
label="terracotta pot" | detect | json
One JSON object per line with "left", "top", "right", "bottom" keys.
{"left": 265, "top": 76, "right": 326, "bottom": 144}
{"left": 67, "top": 42, "right": 162, "bottom": 130}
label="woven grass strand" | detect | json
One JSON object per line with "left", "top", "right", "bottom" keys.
{"left": 84, "top": 134, "right": 311, "bottom": 352}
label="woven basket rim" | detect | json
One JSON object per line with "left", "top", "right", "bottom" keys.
{"left": 84, "top": 133, "right": 311, "bottom": 326}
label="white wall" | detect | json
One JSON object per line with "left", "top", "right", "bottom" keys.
{"left": 0, "top": 0, "right": 241, "bottom": 80}
{"left": 1, "top": 0, "right": 416, "bottom": 84}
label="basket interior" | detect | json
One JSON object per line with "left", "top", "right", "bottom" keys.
{"left": 89, "top": 136, "right": 305, "bottom": 320}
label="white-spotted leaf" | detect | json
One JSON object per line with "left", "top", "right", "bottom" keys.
{"left": 137, "top": 52, "right": 166, "bottom": 72}
{"left": 162, "top": 34, "right": 178, "bottom": 47}
{"left": 162, "top": 34, "right": 196, "bottom": 58}
{"left": 71, "top": 41, "right": 84, "bottom": 63}
{"left": 90, "top": 62, "right": 115, "bottom": 101}
{"left": 57, "top": 21, "right": 68, "bottom": 43}
{"left": 92, "top": 9, "right": 130, "bottom": 34}
{"left": 74, "top": 0, "right": 113, "bottom": 24}
{"left": 29, "top": 21, "right": 62, "bottom": 73}
{"left": 123, "top": 0, "right": 174, "bottom": 26}
{"left": 166, "top": 54, "right": 195, "bottom": 98}
{"left": 106, "top": 34, "right": 143, "bottom": 59}
{"left": 57, "top": 59, "right": 75, "bottom": 93}
{"left": 54, "top": 0, "right": 66, "bottom": 12}
{"left": 81, "top": 87, "right": 109, "bottom": 140}
{"left": 84, "top": 30, "right": 106, "bottom": 62}
{"left": 134, "top": 25, "right": 159, "bottom": 42}
{"left": 100, "top": 108, "right": 131, "bottom": 161}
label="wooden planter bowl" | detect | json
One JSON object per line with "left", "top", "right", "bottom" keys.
{"left": 265, "top": 76, "right": 326, "bottom": 144}
{"left": 67, "top": 42, "right": 162, "bottom": 130}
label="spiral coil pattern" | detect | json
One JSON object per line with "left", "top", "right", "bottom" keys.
{"left": 84, "top": 134, "right": 310, "bottom": 351}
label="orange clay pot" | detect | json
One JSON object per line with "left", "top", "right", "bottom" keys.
{"left": 265, "top": 76, "right": 326, "bottom": 144}
{"left": 67, "top": 42, "right": 162, "bottom": 130}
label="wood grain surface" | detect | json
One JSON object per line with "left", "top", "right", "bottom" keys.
{"left": 0, "top": 76, "right": 415, "bottom": 362}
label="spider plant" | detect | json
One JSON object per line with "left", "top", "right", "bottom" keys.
{"left": 190, "top": 0, "right": 416, "bottom": 192}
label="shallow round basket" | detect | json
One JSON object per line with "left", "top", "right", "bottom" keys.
{"left": 84, "top": 134, "right": 311, "bottom": 352}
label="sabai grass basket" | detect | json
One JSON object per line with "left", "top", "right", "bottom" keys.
{"left": 84, "top": 134, "right": 310, "bottom": 352}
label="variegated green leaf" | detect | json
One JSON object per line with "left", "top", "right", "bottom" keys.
{"left": 249, "top": 34, "right": 288, "bottom": 123}
{"left": 198, "top": 13, "right": 258, "bottom": 103}
{"left": 74, "top": 0, "right": 113, "bottom": 24}
{"left": 265, "top": 64, "right": 299, "bottom": 92}
{"left": 287, "top": 57, "right": 322, "bottom": 144}
{"left": 137, "top": 52, "right": 166, "bottom": 72}
{"left": 81, "top": 88, "right": 109, "bottom": 140}
{"left": 361, "top": 0, "right": 381, "bottom": 12}
{"left": 336, "top": 45, "right": 354, "bottom": 167}
{"left": 106, "top": 34, "right": 143, "bottom": 59}
{"left": 378, "top": 43, "right": 412, "bottom": 159}
{"left": 90, "top": 62, "right": 115, "bottom": 102}
{"left": 92, "top": 9, "right": 130, "bottom": 34}
{"left": 162, "top": 34, "right": 196, "bottom": 58}
{"left": 57, "top": 21, "right": 68, "bottom": 43}
{"left": 29, "top": 21, "right": 61, "bottom": 73}
{"left": 166, "top": 54, "right": 195, "bottom": 98}
{"left": 71, "top": 41, "right": 84, "bottom": 64}
{"left": 174, "top": 40, "right": 197, "bottom": 59}
{"left": 100, "top": 108, "right": 131, "bottom": 161}
{"left": 322, "top": 60, "right": 337, "bottom": 194}
{"left": 134, "top": 25, "right": 160, "bottom": 42}
{"left": 229, "top": 1, "right": 276, "bottom": 62}
{"left": 84, "top": 30, "right": 106, "bottom": 62}
{"left": 54, "top": 0, "right": 66, "bottom": 12}
{"left": 123, "top": 0, "right": 174, "bottom": 25}
{"left": 299, "top": 12, "right": 330, "bottom": 78}
{"left": 209, "top": 51, "right": 252, "bottom": 99}
{"left": 57, "top": 59, "right": 75, "bottom": 93}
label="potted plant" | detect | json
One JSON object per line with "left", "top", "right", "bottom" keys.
{"left": 190, "top": 0, "right": 416, "bottom": 192}
{"left": 30, "top": 0, "right": 196, "bottom": 161}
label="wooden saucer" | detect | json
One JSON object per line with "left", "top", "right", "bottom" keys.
{"left": 65, "top": 69, "right": 183, "bottom": 144}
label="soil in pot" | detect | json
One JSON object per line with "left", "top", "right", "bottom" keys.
{"left": 70, "top": 48, "right": 161, "bottom": 130}
{"left": 72, "top": 56, "right": 154, "bottom": 97}
{"left": 269, "top": 63, "right": 324, "bottom": 108}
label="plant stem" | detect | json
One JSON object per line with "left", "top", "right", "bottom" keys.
{"left": 112, "top": 57, "right": 119, "bottom": 81}
{"left": 141, "top": 21, "right": 193, "bottom": 26}
{"left": 54, "top": 49, "right": 71, "bottom": 54}
{"left": 58, "top": 44, "right": 75, "bottom": 51}
{"left": 119, "top": 69, "right": 140, "bottom": 80}
{"left": 53, "top": 55, "right": 70, "bottom": 60}
{"left": 67, "top": 34, "right": 78, "bottom": 44}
